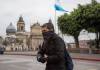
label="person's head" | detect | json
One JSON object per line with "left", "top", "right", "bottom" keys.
{"left": 41, "top": 23, "right": 54, "bottom": 33}
{"left": 41, "top": 22, "right": 55, "bottom": 40}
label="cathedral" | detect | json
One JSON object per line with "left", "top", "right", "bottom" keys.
{"left": 5, "top": 16, "right": 53, "bottom": 51}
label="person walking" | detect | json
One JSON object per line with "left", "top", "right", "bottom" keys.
{"left": 37, "top": 20, "right": 73, "bottom": 70}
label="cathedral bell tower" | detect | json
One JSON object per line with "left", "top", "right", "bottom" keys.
{"left": 17, "top": 16, "right": 25, "bottom": 32}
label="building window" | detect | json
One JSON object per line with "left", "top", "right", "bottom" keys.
{"left": 21, "top": 26, "right": 23, "bottom": 31}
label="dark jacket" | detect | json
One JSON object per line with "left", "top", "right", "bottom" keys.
{"left": 37, "top": 32, "right": 67, "bottom": 70}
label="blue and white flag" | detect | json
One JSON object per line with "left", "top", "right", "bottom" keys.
{"left": 54, "top": 4, "right": 68, "bottom": 12}
{"left": 54, "top": 0, "right": 68, "bottom": 12}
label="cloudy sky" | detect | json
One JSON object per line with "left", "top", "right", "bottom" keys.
{"left": 0, "top": 0, "right": 100, "bottom": 36}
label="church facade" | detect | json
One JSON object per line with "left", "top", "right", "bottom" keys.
{"left": 5, "top": 16, "right": 45, "bottom": 51}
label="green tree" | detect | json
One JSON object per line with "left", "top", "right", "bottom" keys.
{"left": 58, "top": 13, "right": 82, "bottom": 48}
{"left": 58, "top": 0, "right": 100, "bottom": 48}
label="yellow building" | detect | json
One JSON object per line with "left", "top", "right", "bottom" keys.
{"left": 30, "top": 22, "right": 43, "bottom": 51}
{"left": 6, "top": 16, "right": 42, "bottom": 51}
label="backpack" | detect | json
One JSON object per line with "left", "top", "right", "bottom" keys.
{"left": 64, "top": 48, "right": 74, "bottom": 70}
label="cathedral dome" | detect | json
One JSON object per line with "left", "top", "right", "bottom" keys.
{"left": 31, "top": 22, "right": 40, "bottom": 28}
{"left": 6, "top": 23, "right": 16, "bottom": 34}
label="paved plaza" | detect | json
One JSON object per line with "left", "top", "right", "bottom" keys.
{"left": 0, "top": 55, "right": 100, "bottom": 70}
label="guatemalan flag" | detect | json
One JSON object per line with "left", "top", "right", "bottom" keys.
{"left": 54, "top": 0, "right": 68, "bottom": 12}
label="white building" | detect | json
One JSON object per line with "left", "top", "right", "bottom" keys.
{"left": 79, "top": 29, "right": 96, "bottom": 48}
{"left": 62, "top": 29, "right": 96, "bottom": 48}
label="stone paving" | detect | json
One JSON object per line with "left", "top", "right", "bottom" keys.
{"left": 4, "top": 51, "right": 100, "bottom": 61}
{"left": 0, "top": 55, "right": 100, "bottom": 70}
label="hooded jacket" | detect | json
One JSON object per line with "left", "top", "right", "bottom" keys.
{"left": 37, "top": 31, "right": 67, "bottom": 70}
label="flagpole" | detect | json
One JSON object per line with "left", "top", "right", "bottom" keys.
{"left": 55, "top": 0, "right": 59, "bottom": 35}
{"left": 55, "top": 0, "right": 57, "bottom": 34}
{"left": 54, "top": 0, "right": 69, "bottom": 40}
{"left": 55, "top": 0, "right": 67, "bottom": 35}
